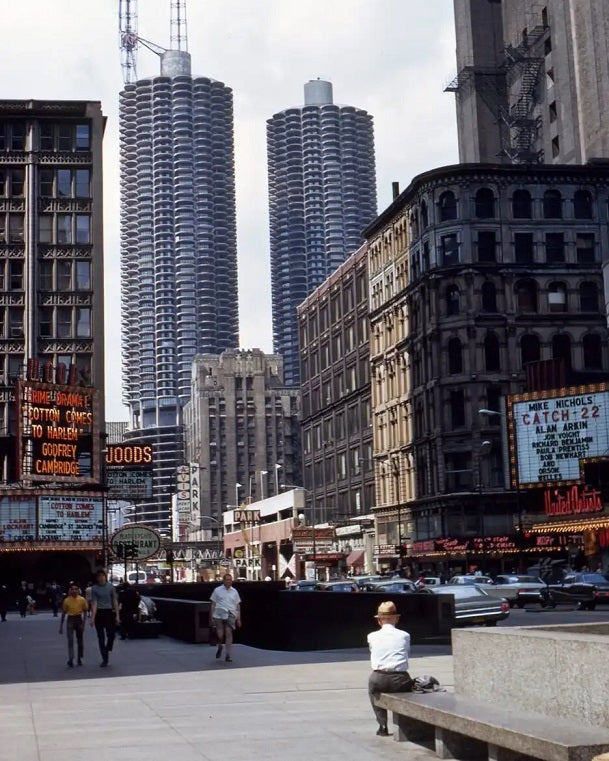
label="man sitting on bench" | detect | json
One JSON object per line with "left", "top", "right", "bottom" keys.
{"left": 367, "top": 600, "right": 414, "bottom": 736}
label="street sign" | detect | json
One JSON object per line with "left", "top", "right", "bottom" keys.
{"left": 234, "top": 509, "right": 261, "bottom": 523}
{"left": 110, "top": 524, "right": 161, "bottom": 561}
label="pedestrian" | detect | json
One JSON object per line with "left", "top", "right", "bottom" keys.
{"left": 118, "top": 582, "right": 140, "bottom": 640}
{"left": 210, "top": 573, "right": 241, "bottom": 663}
{"left": 48, "top": 581, "right": 63, "bottom": 617}
{"left": 84, "top": 582, "right": 93, "bottom": 617}
{"left": 59, "top": 582, "right": 88, "bottom": 667}
{"left": 0, "top": 583, "right": 9, "bottom": 622}
{"left": 367, "top": 600, "right": 413, "bottom": 736}
{"left": 17, "top": 581, "right": 29, "bottom": 618}
{"left": 90, "top": 569, "right": 119, "bottom": 667}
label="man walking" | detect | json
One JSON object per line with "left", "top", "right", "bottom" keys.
{"left": 210, "top": 574, "right": 241, "bottom": 663}
{"left": 48, "top": 581, "right": 63, "bottom": 617}
{"left": 367, "top": 601, "right": 413, "bottom": 736}
{"left": 59, "top": 583, "right": 88, "bottom": 667}
{"left": 118, "top": 582, "right": 140, "bottom": 640}
{"left": 90, "top": 569, "right": 119, "bottom": 667}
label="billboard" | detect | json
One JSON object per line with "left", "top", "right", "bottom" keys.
{"left": 38, "top": 496, "right": 103, "bottom": 541}
{"left": 110, "top": 524, "right": 161, "bottom": 561}
{"left": 17, "top": 380, "right": 100, "bottom": 484}
{"left": 0, "top": 497, "right": 36, "bottom": 541}
{"left": 509, "top": 384, "right": 609, "bottom": 488}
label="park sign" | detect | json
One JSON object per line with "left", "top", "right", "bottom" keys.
{"left": 110, "top": 524, "right": 161, "bottom": 561}
{"left": 509, "top": 384, "right": 609, "bottom": 488}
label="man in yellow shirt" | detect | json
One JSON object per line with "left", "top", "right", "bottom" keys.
{"left": 59, "top": 583, "right": 88, "bottom": 667}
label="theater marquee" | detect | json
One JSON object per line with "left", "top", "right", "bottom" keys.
{"left": 16, "top": 380, "right": 100, "bottom": 484}
{"left": 509, "top": 384, "right": 609, "bottom": 488}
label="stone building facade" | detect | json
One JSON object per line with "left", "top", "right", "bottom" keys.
{"left": 365, "top": 162, "right": 609, "bottom": 571}
{"left": 298, "top": 244, "right": 375, "bottom": 568}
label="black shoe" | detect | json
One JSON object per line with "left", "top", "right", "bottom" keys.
{"left": 67, "top": 660, "right": 73, "bottom": 668}
{"left": 376, "top": 726, "right": 389, "bottom": 737}
{"left": 106, "top": 642, "right": 113, "bottom": 652}
{"left": 215, "top": 644, "right": 223, "bottom": 659}
{"left": 77, "top": 658, "right": 83, "bottom": 666}
{"left": 225, "top": 655, "right": 232, "bottom": 663}
{"left": 100, "top": 661, "right": 108, "bottom": 668}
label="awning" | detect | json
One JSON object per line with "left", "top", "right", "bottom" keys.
{"left": 346, "top": 549, "right": 365, "bottom": 567}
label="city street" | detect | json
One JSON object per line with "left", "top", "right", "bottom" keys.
{"left": 500, "top": 604, "right": 609, "bottom": 627}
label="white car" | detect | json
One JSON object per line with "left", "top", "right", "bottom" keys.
{"left": 421, "top": 576, "right": 443, "bottom": 587}
{"left": 490, "top": 575, "right": 545, "bottom": 606}
{"left": 448, "top": 575, "right": 494, "bottom": 586}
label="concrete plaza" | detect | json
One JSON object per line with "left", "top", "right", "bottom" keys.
{"left": 0, "top": 611, "right": 453, "bottom": 761}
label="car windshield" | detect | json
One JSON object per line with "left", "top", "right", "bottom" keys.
{"left": 580, "top": 574, "right": 609, "bottom": 584}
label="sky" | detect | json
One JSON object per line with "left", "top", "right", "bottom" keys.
{"left": 0, "top": 0, "right": 459, "bottom": 419}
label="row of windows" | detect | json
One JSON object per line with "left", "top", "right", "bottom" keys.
{"left": 0, "top": 354, "right": 91, "bottom": 386}
{"left": 303, "top": 403, "right": 372, "bottom": 452}
{"left": 0, "top": 213, "right": 92, "bottom": 245}
{"left": 299, "top": 273, "right": 367, "bottom": 346}
{"left": 0, "top": 121, "right": 90, "bottom": 153}
{"left": 443, "top": 280, "right": 600, "bottom": 316}
{"left": 301, "top": 316, "right": 368, "bottom": 377}
{"left": 0, "top": 260, "right": 91, "bottom": 293}
{"left": 38, "top": 307, "right": 92, "bottom": 339}
{"left": 0, "top": 168, "right": 91, "bottom": 199}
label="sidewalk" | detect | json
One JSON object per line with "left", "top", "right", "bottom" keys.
{"left": 0, "top": 611, "right": 453, "bottom": 761}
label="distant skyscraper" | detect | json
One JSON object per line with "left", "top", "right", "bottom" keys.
{"left": 120, "top": 50, "right": 238, "bottom": 529}
{"left": 267, "top": 79, "right": 377, "bottom": 385}
{"left": 449, "top": 0, "right": 609, "bottom": 164}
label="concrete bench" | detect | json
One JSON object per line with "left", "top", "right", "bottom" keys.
{"left": 148, "top": 597, "right": 211, "bottom": 644}
{"left": 376, "top": 691, "right": 609, "bottom": 761}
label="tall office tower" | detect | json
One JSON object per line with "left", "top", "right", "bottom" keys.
{"left": 0, "top": 100, "right": 105, "bottom": 480}
{"left": 267, "top": 79, "right": 377, "bottom": 386}
{"left": 183, "top": 349, "right": 300, "bottom": 547}
{"left": 120, "top": 49, "right": 238, "bottom": 530}
{"left": 449, "top": 0, "right": 609, "bottom": 164}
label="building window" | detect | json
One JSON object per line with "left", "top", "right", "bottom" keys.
{"left": 545, "top": 232, "right": 564, "bottom": 262}
{"left": 39, "top": 308, "right": 53, "bottom": 338}
{"left": 76, "top": 124, "right": 90, "bottom": 151}
{"left": 549, "top": 101, "right": 557, "bottom": 123}
{"left": 516, "top": 279, "right": 538, "bottom": 312}
{"left": 11, "top": 122, "right": 25, "bottom": 151}
{"left": 57, "top": 125, "right": 72, "bottom": 152}
{"left": 39, "top": 215, "right": 52, "bottom": 243}
{"left": 420, "top": 200, "right": 428, "bottom": 228}
{"left": 551, "top": 136, "right": 560, "bottom": 158}
{"left": 57, "top": 214, "right": 72, "bottom": 244}
{"left": 76, "top": 261, "right": 91, "bottom": 290}
{"left": 11, "top": 169, "right": 24, "bottom": 196}
{"left": 40, "top": 123, "right": 54, "bottom": 151}
{"left": 40, "top": 169, "right": 54, "bottom": 197}
{"left": 481, "top": 281, "right": 497, "bottom": 312}
{"left": 514, "top": 232, "right": 534, "bottom": 263}
{"left": 512, "top": 189, "right": 532, "bottom": 219}
{"left": 583, "top": 335, "right": 602, "bottom": 370}
{"left": 477, "top": 231, "right": 496, "bottom": 263}
{"left": 548, "top": 282, "right": 567, "bottom": 312}
{"left": 56, "top": 307, "right": 72, "bottom": 338}
{"left": 422, "top": 241, "right": 430, "bottom": 271}
{"left": 448, "top": 337, "right": 463, "bottom": 374}
{"left": 444, "top": 452, "right": 473, "bottom": 492}
{"left": 576, "top": 233, "right": 595, "bottom": 263}
{"left": 579, "top": 282, "right": 599, "bottom": 312}
{"left": 474, "top": 188, "right": 495, "bottom": 218}
{"left": 57, "top": 169, "right": 71, "bottom": 198}
{"left": 338, "top": 452, "right": 347, "bottom": 479}
{"left": 441, "top": 234, "right": 459, "bottom": 266}
{"left": 75, "top": 169, "right": 90, "bottom": 198}
{"left": 521, "top": 334, "right": 541, "bottom": 365}
{"left": 446, "top": 285, "right": 459, "bottom": 316}
{"left": 450, "top": 390, "right": 465, "bottom": 428}
{"left": 57, "top": 261, "right": 72, "bottom": 290}
{"left": 8, "top": 214, "right": 24, "bottom": 243}
{"left": 573, "top": 190, "right": 593, "bottom": 219}
{"left": 486, "top": 385, "right": 502, "bottom": 426}
{"left": 439, "top": 191, "right": 457, "bottom": 221}
{"left": 38, "top": 261, "right": 52, "bottom": 290}
{"left": 76, "top": 308, "right": 91, "bottom": 338}
{"left": 76, "top": 215, "right": 90, "bottom": 244}
{"left": 484, "top": 333, "right": 501, "bottom": 371}
{"left": 543, "top": 189, "right": 562, "bottom": 218}
{"left": 552, "top": 334, "right": 572, "bottom": 369}
{"left": 8, "top": 308, "right": 23, "bottom": 337}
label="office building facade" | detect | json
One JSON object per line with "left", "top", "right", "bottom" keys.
{"left": 0, "top": 99, "right": 105, "bottom": 480}
{"left": 450, "top": 0, "right": 609, "bottom": 164}
{"left": 183, "top": 349, "right": 300, "bottom": 543}
{"left": 267, "top": 79, "right": 377, "bottom": 386}
{"left": 366, "top": 162, "right": 609, "bottom": 572}
{"left": 120, "top": 51, "right": 238, "bottom": 528}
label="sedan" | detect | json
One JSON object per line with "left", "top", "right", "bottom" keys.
{"left": 353, "top": 575, "right": 385, "bottom": 589}
{"left": 548, "top": 572, "right": 609, "bottom": 610}
{"left": 448, "top": 575, "right": 495, "bottom": 586}
{"left": 364, "top": 580, "right": 419, "bottom": 594}
{"left": 490, "top": 575, "right": 545, "bottom": 607}
{"left": 315, "top": 581, "right": 360, "bottom": 593}
{"left": 287, "top": 580, "right": 318, "bottom": 591}
{"left": 429, "top": 585, "right": 510, "bottom": 627}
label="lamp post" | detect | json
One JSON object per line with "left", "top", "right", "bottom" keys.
{"left": 274, "top": 463, "right": 282, "bottom": 496}
{"left": 260, "top": 470, "right": 268, "bottom": 500}
{"left": 235, "top": 483, "right": 242, "bottom": 510}
{"left": 282, "top": 484, "right": 316, "bottom": 580}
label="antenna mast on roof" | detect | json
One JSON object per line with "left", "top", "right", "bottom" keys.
{"left": 170, "top": 0, "right": 189, "bottom": 51}
{"left": 119, "top": 0, "right": 139, "bottom": 84}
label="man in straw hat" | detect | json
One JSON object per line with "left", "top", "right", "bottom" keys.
{"left": 367, "top": 600, "right": 413, "bottom": 736}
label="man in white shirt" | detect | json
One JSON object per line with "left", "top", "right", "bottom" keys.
{"left": 367, "top": 600, "right": 413, "bottom": 736}
{"left": 210, "top": 574, "right": 241, "bottom": 663}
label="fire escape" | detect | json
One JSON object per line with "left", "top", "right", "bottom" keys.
{"left": 446, "top": 23, "right": 549, "bottom": 164}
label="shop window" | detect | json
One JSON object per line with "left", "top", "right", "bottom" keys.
{"left": 448, "top": 337, "right": 463, "bottom": 374}
{"left": 512, "top": 189, "right": 532, "bottom": 219}
{"left": 579, "top": 282, "right": 599, "bottom": 312}
{"left": 543, "top": 189, "right": 562, "bottom": 218}
{"left": 548, "top": 282, "right": 567, "bottom": 312}
{"left": 484, "top": 333, "right": 500, "bottom": 372}
{"left": 481, "top": 281, "right": 497, "bottom": 312}
{"left": 516, "top": 279, "right": 538, "bottom": 313}
{"left": 545, "top": 232, "right": 564, "bottom": 262}
{"left": 439, "top": 191, "right": 457, "bottom": 221}
{"left": 475, "top": 188, "right": 495, "bottom": 218}
{"left": 583, "top": 335, "right": 602, "bottom": 370}
{"left": 573, "top": 190, "right": 593, "bottom": 219}
{"left": 514, "top": 232, "right": 534, "bottom": 263}
{"left": 446, "top": 285, "right": 459, "bottom": 316}
{"left": 521, "top": 334, "right": 541, "bottom": 365}
{"left": 552, "top": 334, "right": 572, "bottom": 369}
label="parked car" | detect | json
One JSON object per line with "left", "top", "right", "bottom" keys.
{"left": 488, "top": 575, "right": 546, "bottom": 607}
{"left": 421, "top": 576, "right": 443, "bottom": 587}
{"left": 363, "top": 579, "right": 418, "bottom": 594}
{"left": 287, "top": 580, "right": 318, "bottom": 591}
{"left": 353, "top": 575, "right": 385, "bottom": 589}
{"left": 448, "top": 575, "right": 494, "bottom": 586}
{"left": 429, "top": 584, "right": 510, "bottom": 627}
{"left": 547, "top": 572, "right": 609, "bottom": 610}
{"left": 315, "top": 581, "right": 360, "bottom": 592}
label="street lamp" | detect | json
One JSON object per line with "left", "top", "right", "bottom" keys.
{"left": 260, "top": 470, "right": 268, "bottom": 500}
{"left": 274, "top": 463, "right": 282, "bottom": 495}
{"left": 282, "top": 483, "right": 316, "bottom": 580}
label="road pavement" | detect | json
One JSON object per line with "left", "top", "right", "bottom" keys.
{"left": 0, "top": 611, "right": 453, "bottom": 761}
{"left": 499, "top": 604, "right": 609, "bottom": 627}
